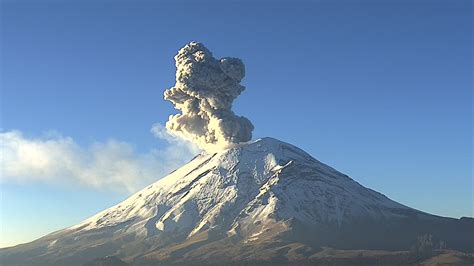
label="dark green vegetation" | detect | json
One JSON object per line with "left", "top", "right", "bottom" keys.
{"left": 82, "top": 249, "right": 474, "bottom": 266}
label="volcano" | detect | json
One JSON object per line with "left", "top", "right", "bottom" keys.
{"left": 1, "top": 138, "right": 473, "bottom": 265}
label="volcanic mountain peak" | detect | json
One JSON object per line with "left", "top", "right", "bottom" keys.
{"left": 72, "top": 137, "right": 407, "bottom": 238}
{"left": 1, "top": 137, "right": 472, "bottom": 266}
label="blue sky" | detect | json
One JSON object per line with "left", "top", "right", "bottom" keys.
{"left": 1, "top": 0, "right": 472, "bottom": 247}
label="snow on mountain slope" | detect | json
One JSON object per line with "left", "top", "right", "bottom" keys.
{"left": 1, "top": 137, "right": 472, "bottom": 266}
{"left": 71, "top": 137, "right": 409, "bottom": 236}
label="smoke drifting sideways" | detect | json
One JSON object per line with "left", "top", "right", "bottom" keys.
{"left": 164, "top": 42, "right": 254, "bottom": 153}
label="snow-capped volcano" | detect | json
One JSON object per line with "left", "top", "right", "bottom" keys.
{"left": 74, "top": 137, "right": 406, "bottom": 232}
{"left": 1, "top": 138, "right": 473, "bottom": 265}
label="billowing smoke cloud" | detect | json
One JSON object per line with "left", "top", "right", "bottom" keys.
{"left": 164, "top": 42, "right": 254, "bottom": 153}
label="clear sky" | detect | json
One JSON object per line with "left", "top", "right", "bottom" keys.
{"left": 1, "top": 0, "right": 472, "bottom": 248}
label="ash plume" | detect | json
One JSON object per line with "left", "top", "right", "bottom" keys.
{"left": 164, "top": 42, "right": 254, "bottom": 153}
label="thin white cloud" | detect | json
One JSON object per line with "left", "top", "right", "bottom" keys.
{"left": 0, "top": 125, "right": 199, "bottom": 193}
